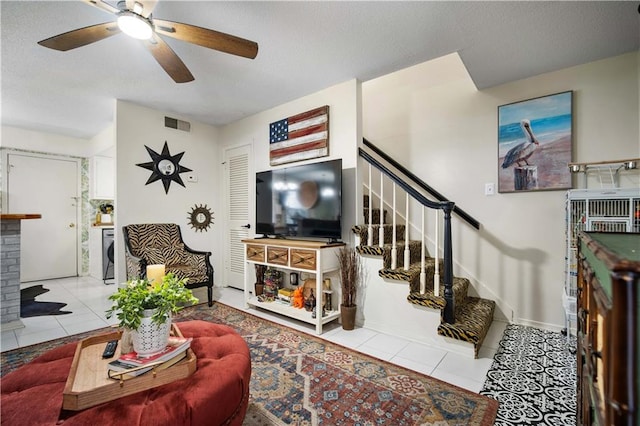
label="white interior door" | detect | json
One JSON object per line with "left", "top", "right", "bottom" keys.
{"left": 6, "top": 153, "right": 79, "bottom": 281}
{"left": 223, "top": 145, "right": 252, "bottom": 290}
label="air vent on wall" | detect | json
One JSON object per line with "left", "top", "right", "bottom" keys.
{"left": 165, "top": 116, "right": 191, "bottom": 132}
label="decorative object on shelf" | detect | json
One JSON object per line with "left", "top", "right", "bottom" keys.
{"left": 292, "top": 287, "right": 304, "bottom": 308}
{"left": 323, "top": 278, "right": 333, "bottom": 311}
{"left": 105, "top": 273, "right": 198, "bottom": 357}
{"left": 254, "top": 284, "right": 264, "bottom": 296}
{"left": 278, "top": 288, "right": 294, "bottom": 305}
{"left": 498, "top": 91, "right": 573, "bottom": 193}
{"left": 269, "top": 105, "right": 330, "bottom": 166}
{"left": 98, "top": 203, "right": 114, "bottom": 223}
{"left": 262, "top": 267, "right": 282, "bottom": 301}
{"left": 136, "top": 141, "right": 192, "bottom": 194}
{"left": 304, "top": 289, "right": 316, "bottom": 312}
{"left": 302, "top": 279, "right": 316, "bottom": 299}
{"left": 290, "top": 272, "right": 299, "bottom": 286}
{"left": 337, "top": 247, "right": 363, "bottom": 330}
{"left": 254, "top": 264, "right": 267, "bottom": 296}
{"left": 187, "top": 204, "right": 214, "bottom": 232}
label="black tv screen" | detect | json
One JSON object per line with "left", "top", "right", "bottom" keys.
{"left": 256, "top": 159, "right": 342, "bottom": 240}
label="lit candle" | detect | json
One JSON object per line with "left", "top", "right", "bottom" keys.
{"left": 146, "top": 264, "right": 165, "bottom": 286}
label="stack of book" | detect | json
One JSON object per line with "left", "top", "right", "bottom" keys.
{"left": 107, "top": 336, "right": 192, "bottom": 380}
{"left": 277, "top": 288, "right": 294, "bottom": 305}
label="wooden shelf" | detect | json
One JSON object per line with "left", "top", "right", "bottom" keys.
{"left": 242, "top": 238, "right": 344, "bottom": 334}
{"left": 246, "top": 296, "right": 340, "bottom": 325}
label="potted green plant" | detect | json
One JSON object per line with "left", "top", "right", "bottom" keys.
{"left": 337, "top": 247, "right": 363, "bottom": 330}
{"left": 106, "top": 273, "right": 198, "bottom": 356}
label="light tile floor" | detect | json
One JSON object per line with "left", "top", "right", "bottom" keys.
{"left": 1, "top": 276, "right": 507, "bottom": 393}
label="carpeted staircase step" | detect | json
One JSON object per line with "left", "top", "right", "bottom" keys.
{"left": 352, "top": 224, "right": 406, "bottom": 246}
{"left": 354, "top": 208, "right": 496, "bottom": 358}
{"left": 363, "top": 194, "right": 388, "bottom": 224}
{"left": 363, "top": 208, "right": 387, "bottom": 225}
{"left": 437, "top": 297, "right": 496, "bottom": 357}
{"left": 379, "top": 258, "right": 440, "bottom": 286}
{"left": 405, "top": 277, "right": 469, "bottom": 312}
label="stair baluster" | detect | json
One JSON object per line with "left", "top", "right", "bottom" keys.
{"left": 404, "top": 194, "right": 410, "bottom": 270}
{"left": 367, "top": 164, "right": 373, "bottom": 247}
{"left": 420, "top": 206, "right": 426, "bottom": 294}
{"left": 434, "top": 209, "right": 440, "bottom": 297}
{"left": 379, "top": 172, "right": 384, "bottom": 248}
{"left": 391, "top": 182, "right": 397, "bottom": 269}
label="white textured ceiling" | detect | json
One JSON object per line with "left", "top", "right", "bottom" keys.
{"left": 1, "top": 1, "right": 639, "bottom": 139}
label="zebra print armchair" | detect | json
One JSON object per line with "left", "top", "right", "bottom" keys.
{"left": 123, "top": 223, "right": 214, "bottom": 307}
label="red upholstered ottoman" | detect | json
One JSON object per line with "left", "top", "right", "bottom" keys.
{"left": 1, "top": 320, "right": 251, "bottom": 426}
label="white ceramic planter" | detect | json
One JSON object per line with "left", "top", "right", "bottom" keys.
{"left": 130, "top": 309, "right": 171, "bottom": 357}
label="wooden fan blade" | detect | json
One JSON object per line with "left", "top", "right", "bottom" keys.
{"left": 126, "top": 0, "right": 158, "bottom": 18}
{"left": 81, "top": 0, "right": 119, "bottom": 15}
{"left": 153, "top": 19, "right": 258, "bottom": 59}
{"left": 38, "top": 22, "right": 120, "bottom": 51}
{"left": 143, "top": 34, "right": 194, "bottom": 83}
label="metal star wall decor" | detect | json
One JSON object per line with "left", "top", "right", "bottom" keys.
{"left": 136, "top": 141, "right": 192, "bottom": 194}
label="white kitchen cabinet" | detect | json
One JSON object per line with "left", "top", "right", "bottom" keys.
{"left": 90, "top": 156, "right": 114, "bottom": 199}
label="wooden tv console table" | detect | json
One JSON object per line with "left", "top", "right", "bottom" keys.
{"left": 242, "top": 238, "right": 345, "bottom": 334}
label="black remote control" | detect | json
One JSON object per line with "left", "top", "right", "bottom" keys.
{"left": 102, "top": 340, "right": 118, "bottom": 358}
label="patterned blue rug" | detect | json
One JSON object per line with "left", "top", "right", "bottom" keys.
{"left": 480, "top": 324, "right": 576, "bottom": 425}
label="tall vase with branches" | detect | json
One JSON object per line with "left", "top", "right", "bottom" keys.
{"left": 337, "top": 247, "right": 363, "bottom": 330}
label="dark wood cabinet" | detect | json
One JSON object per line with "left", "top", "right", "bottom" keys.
{"left": 577, "top": 232, "right": 639, "bottom": 425}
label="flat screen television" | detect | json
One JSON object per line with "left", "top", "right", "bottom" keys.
{"left": 256, "top": 159, "right": 342, "bottom": 240}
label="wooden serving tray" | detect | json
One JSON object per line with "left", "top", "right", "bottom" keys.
{"left": 62, "top": 323, "right": 196, "bottom": 411}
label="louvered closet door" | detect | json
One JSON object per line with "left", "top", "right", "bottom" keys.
{"left": 223, "top": 145, "right": 252, "bottom": 290}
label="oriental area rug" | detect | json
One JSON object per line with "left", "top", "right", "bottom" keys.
{"left": 1, "top": 302, "right": 498, "bottom": 425}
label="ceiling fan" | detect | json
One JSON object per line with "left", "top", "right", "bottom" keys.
{"left": 38, "top": 0, "right": 258, "bottom": 83}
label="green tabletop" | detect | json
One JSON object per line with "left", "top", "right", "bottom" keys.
{"left": 587, "top": 232, "right": 640, "bottom": 262}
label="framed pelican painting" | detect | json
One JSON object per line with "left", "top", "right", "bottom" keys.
{"left": 498, "top": 91, "right": 573, "bottom": 193}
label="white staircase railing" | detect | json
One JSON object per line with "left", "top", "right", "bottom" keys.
{"left": 360, "top": 148, "right": 456, "bottom": 323}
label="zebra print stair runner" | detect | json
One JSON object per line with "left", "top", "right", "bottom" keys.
{"left": 352, "top": 213, "right": 495, "bottom": 357}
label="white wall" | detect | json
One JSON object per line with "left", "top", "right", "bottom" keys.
{"left": 89, "top": 124, "right": 115, "bottom": 158}
{"left": 221, "top": 79, "right": 360, "bottom": 171}
{"left": 1, "top": 124, "right": 116, "bottom": 159}
{"left": 219, "top": 79, "right": 361, "bottom": 241}
{"left": 114, "top": 101, "right": 222, "bottom": 285}
{"left": 363, "top": 52, "right": 639, "bottom": 330}
{"left": 1, "top": 126, "right": 90, "bottom": 156}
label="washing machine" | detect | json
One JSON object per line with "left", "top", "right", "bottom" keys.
{"left": 102, "top": 228, "right": 114, "bottom": 283}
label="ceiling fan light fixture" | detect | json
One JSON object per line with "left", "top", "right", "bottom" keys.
{"left": 117, "top": 11, "right": 152, "bottom": 40}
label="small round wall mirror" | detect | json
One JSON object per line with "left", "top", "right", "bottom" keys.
{"left": 188, "top": 204, "right": 214, "bottom": 232}
{"left": 157, "top": 159, "right": 176, "bottom": 176}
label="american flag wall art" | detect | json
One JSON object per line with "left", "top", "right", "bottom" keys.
{"left": 269, "top": 105, "right": 329, "bottom": 165}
